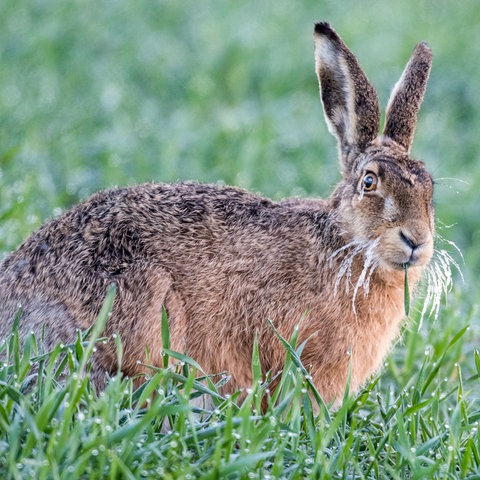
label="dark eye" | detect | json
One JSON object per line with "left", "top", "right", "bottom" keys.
{"left": 362, "top": 172, "right": 378, "bottom": 192}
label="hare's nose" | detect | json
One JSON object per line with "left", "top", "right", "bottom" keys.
{"left": 399, "top": 227, "right": 432, "bottom": 252}
{"left": 397, "top": 225, "right": 434, "bottom": 267}
{"left": 400, "top": 231, "right": 419, "bottom": 251}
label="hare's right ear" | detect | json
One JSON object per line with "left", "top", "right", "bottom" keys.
{"left": 314, "top": 23, "right": 380, "bottom": 171}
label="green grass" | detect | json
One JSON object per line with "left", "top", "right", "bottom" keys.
{"left": 0, "top": 0, "right": 479, "bottom": 478}
{"left": 1, "top": 294, "right": 479, "bottom": 478}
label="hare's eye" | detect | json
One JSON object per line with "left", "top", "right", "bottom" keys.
{"left": 362, "top": 173, "right": 378, "bottom": 192}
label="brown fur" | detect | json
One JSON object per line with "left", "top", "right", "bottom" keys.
{"left": 0, "top": 23, "right": 434, "bottom": 405}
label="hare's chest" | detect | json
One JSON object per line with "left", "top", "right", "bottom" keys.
{"left": 347, "top": 288, "right": 405, "bottom": 389}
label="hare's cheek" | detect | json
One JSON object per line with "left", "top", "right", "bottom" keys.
{"left": 382, "top": 196, "right": 398, "bottom": 222}
{"left": 376, "top": 231, "right": 408, "bottom": 269}
{"left": 353, "top": 195, "right": 401, "bottom": 243}
{"left": 349, "top": 198, "right": 385, "bottom": 238}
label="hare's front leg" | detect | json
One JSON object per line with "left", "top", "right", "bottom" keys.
{"left": 90, "top": 264, "right": 188, "bottom": 387}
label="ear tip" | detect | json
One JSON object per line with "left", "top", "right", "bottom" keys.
{"left": 314, "top": 21, "right": 331, "bottom": 32}
{"left": 415, "top": 41, "right": 433, "bottom": 59}
{"left": 314, "top": 22, "right": 337, "bottom": 39}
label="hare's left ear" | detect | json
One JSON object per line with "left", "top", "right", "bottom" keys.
{"left": 314, "top": 22, "right": 380, "bottom": 171}
{"left": 383, "top": 42, "right": 432, "bottom": 153}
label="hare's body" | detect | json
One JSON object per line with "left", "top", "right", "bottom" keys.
{"left": 0, "top": 181, "right": 409, "bottom": 401}
{"left": 0, "top": 23, "right": 435, "bottom": 405}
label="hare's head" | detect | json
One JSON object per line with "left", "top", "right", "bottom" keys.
{"left": 314, "top": 22, "right": 434, "bottom": 273}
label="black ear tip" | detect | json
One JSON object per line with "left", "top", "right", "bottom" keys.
{"left": 417, "top": 41, "right": 431, "bottom": 49}
{"left": 314, "top": 22, "right": 337, "bottom": 39}
{"left": 314, "top": 22, "right": 331, "bottom": 33}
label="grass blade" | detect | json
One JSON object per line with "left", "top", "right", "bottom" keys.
{"left": 403, "top": 263, "right": 410, "bottom": 317}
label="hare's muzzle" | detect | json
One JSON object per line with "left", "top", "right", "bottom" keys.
{"left": 380, "top": 223, "right": 433, "bottom": 270}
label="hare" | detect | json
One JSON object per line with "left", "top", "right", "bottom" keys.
{"left": 0, "top": 22, "right": 434, "bottom": 406}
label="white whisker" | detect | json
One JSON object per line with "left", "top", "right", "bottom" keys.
{"left": 330, "top": 240, "right": 364, "bottom": 296}
{"left": 433, "top": 177, "right": 469, "bottom": 185}
{"left": 362, "top": 255, "right": 379, "bottom": 298}
{"left": 329, "top": 238, "right": 380, "bottom": 315}
{"left": 417, "top": 236, "right": 462, "bottom": 329}
{"left": 329, "top": 240, "right": 363, "bottom": 260}
{"left": 351, "top": 240, "right": 379, "bottom": 316}
{"left": 434, "top": 233, "right": 464, "bottom": 272}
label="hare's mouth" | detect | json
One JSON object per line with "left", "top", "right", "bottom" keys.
{"left": 381, "top": 241, "right": 433, "bottom": 271}
{"left": 386, "top": 259, "right": 423, "bottom": 271}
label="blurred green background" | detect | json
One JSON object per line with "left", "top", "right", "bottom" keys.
{"left": 0, "top": 1, "right": 478, "bottom": 332}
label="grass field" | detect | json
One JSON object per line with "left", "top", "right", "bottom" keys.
{"left": 0, "top": 0, "right": 479, "bottom": 478}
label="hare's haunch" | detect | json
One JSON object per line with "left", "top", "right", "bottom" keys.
{"left": 0, "top": 23, "right": 434, "bottom": 405}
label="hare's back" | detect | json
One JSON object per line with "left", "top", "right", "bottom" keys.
{"left": 0, "top": 182, "right": 332, "bottom": 333}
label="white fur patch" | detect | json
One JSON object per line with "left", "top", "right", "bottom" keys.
{"left": 338, "top": 56, "right": 357, "bottom": 146}
{"left": 314, "top": 36, "right": 357, "bottom": 146}
{"left": 316, "top": 37, "right": 339, "bottom": 69}
{"left": 383, "top": 196, "right": 397, "bottom": 220}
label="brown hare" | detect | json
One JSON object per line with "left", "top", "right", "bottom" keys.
{"left": 0, "top": 22, "right": 435, "bottom": 405}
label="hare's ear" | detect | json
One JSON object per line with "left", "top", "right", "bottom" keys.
{"left": 383, "top": 42, "right": 432, "bottom": 153}
{"left": 314, "top": 22, "right": 380, "bottom": 169}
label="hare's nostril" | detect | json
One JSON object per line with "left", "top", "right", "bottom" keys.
{"left": 400, "top": 231, "right": 418, "bottom": 250}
